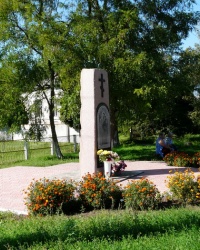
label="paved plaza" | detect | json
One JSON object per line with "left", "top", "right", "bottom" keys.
{"left": 0, "top": 161, "right": 199, "bottom": 215}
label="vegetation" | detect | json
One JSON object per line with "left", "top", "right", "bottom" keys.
{"left": 0, "top": 133, "right": 200, "bottom": 168}
{"left": 0, "top": 0, "right": 200, "bottom": 247}
{"left": 0, "top": 0, "right": 199, "bottom": 151}
{"left": 23, "top": 166, "right": 200, "bottom": 217}
{"left": 58, "top": 0, "right": 200, "bottom": 140}
{"left": 0, "top": 140, "right": 79, "bottom": 169}
{"left": 1, "top": 207, "right": 200, "bottom": 249}
{"left": 1, "top": 134, "right": 200, "bottom": 248}
{"left": 23, "top": 162, "right": 200, "bottom": 216}
{"left": 123, "top": 178, "right": 161, "bottom": 210}
{"left": 24, "top": 173, "right": 124, "bottom": 216}
{"left": 78, "top": 172, "right": 123, "bottom": 210}
{"left": 163, "top": 151, "right": 200, "bottom": 167}
{"left": 166, "top": 168, "right": 200, "bottom": 205}
{"left": 24, "top": 178, "right": 76, "bottom": 216}
{"left": 0, "top": 0, "right": 74, "bottom": 158}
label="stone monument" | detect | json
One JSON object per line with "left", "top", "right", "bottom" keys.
{"left": 80, "top": 68, "right": 110, "bottom": 176}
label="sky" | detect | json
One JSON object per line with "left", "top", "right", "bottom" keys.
{"left": 182, "top": 0, "right": 200, "bottom": 49}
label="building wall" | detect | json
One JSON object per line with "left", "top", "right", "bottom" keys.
{"left": 12, "top": 90, "right": 80, "bottom": 142}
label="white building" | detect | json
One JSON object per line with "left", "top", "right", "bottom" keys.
{"left": 12, "top": 90, "right": 80, "bottom": 142}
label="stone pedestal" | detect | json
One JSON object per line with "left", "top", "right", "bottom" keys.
{"left": 80, "top": 68, "right": 110, "bottom": 176}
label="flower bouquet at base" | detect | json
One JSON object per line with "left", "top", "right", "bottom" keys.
{"left": 111, "top": 160, "right": 127, "bottom": 175}
{"left": 97, "top": 149, "right": 119, "bottom": 162}
{"left": 97, "top": 149, "right": 127, "bottom": 177}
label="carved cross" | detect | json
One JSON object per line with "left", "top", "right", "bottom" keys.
{"left": 99, "top": 73, "right": 105, "bottom": 97}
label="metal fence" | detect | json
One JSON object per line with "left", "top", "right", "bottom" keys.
{"left": 0, "top": 135, "right": 80, "bottom": 165}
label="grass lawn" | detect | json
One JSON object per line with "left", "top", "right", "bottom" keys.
{"left": 0, "top": 140, "right": 80, "bottom": 168}
{"left": 1, "top": 133, "right": 200, "bottom": 168}
{"left": 113, "top": 133, "right": 200, "bottom": 161}
{"left": 1, "top": 207, "right": 200, "bottom": 249}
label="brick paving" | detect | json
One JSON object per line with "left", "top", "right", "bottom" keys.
{"left": 0, "top": 161, "right": 199, "bottom": 215}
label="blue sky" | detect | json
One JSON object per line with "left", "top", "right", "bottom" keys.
{"left": 182, "top": 0, "right": 200, "bottom": 49}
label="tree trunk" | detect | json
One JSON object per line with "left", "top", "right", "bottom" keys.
{"left": 48, "top": 60, "right": 63, "bottom": 159}
{"left": 110, "top": 109, "right": 120, "bottom": 147}
{"left": 49, "top": 105, "right": 63, "bottom": 159}
{"left": 130, "top": 127, "right": 133, "bottom": 140}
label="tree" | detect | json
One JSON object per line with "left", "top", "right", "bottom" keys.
{"left": 176, "top": 46, "right": 200, "bottom": 132}
{"left": 0, "top": 0, "right": 73, "bottom": 158}
{"left": 59, "top": 0, "right": 199, "bottom": 141}
{"left": 0, "top": 0, "right": 199, "bottom": 153}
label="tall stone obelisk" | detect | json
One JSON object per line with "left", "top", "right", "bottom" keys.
{"left": 80, "top": 69, "right": 110, "bottom": 176}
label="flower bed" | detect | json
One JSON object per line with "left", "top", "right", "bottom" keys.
{"left": 78, "top": 172, "right": 123, "bottom": 210}
{"left": 24, "top": 169, "right": 200, "bottom": 216}
{"left": 166, "top": 168, "right": 200, "bottom": 205}
{"left": 24, "top": 178, "right": 76, "bottom": 216}
{"left": 123, "top": 178, "right": 161, "bottom": 210}
{"left": 163, "top": 151, "right": 200, "bottom": 168}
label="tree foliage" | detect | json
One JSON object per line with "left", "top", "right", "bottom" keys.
{"left": 59, "top": 0, "right": 199, "bottom": 139}
{"left": 0, "top": 0, "right": 199, "bottom": 150}
{"left": 176, "top": 46, "right": 200, "bottom": 131}
{"left": 0, "top": 0, "right": 72, "bottom": 158}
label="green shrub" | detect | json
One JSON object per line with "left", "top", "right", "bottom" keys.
{"left": 166, "top": 168, "right": 200, "bottom": 204}
{"left": 24, "top": 178, "right": 76, "bottom": 215}
{"left": 78, "top": 172, "right": 123, "bottom": 210}
{"left": 123, "top": 178, "right": 161, "bottom": 210}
